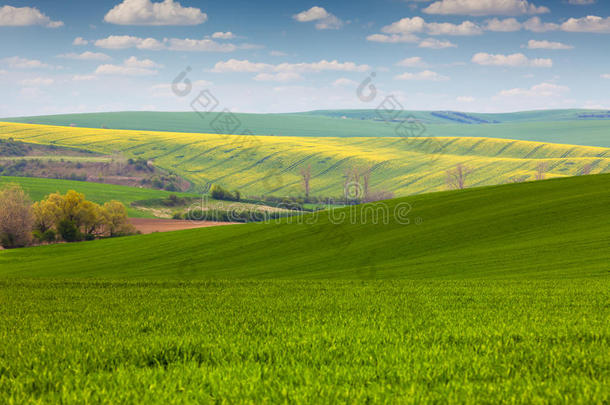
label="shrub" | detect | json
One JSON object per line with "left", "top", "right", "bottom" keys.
{"left": 0, "top": 138, "right": 30, "bottom": 157}
{"left": 42, "top": 229, "right": 56, "bottom": 242}
{"left": 33, "top": 229, "right": 56, "bottom": 244}
{"left": 185, "top": 208, "right": 293, "bottom": 223}
{"left": 57, "top": 219, "right": 81, "bottom": 242}
{"left": 152, "top": 177, "right": 164, "bottom": 189}
{"left": 164, "top": 183, "right": 178, "bottom": 192}
{"left": 210, "top": 184, "right": 240, "bottom": 201}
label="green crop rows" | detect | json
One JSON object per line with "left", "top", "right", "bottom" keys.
{"left": 0, "top": 280, "right": 607, "bottom": 403}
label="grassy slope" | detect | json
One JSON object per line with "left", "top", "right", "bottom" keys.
{"left": 1, "top": 122, "right": 608, "bottom": 196}
{"left": 1, "top": 174, "right": 608, "bottom": 279}
{"left": 0, "top": 176, "right": 198, "bottom": 218}
{"left": 1, "top": 280, "right": 607, "bottom": 403}
{"left": 3, "top": 110, "right": 610, "bottom": 147}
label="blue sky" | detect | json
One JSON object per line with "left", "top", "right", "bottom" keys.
{"left": 1, "top": 0, "right": 609, "bottom": 116}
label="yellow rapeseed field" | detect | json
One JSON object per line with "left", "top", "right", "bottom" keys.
{"left": 1, "top": 122, "right": 608, "bottom": 197}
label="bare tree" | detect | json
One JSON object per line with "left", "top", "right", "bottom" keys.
{"left": 111, "top": 152, "right": 128, "bottom": 176}
{"left": 0, "top": 184, "right": 34, "bottom": 248}
{"left": 535, "top": 162, "right": 548, "bottom": 181}
{"left": 343, "top": 166, "right": 363, "bottom": 202}
{"left": 579, "top": 163, "right": 592, "bottom": 176}
{"left": 300, "top": 164, "right": 312, "bottom": 199}
{"left": 446, "top": 163, "right": 472, "bottom": 190}
{"left": 361, "top": 165, "right": 372, "bottom": 201}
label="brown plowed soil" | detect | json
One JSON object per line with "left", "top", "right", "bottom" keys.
{"left": 129, "top": 218, "right": 239, "bottom": 234}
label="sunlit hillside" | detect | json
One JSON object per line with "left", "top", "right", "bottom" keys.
{"left": 1, "top": 122, "right": 608, "bottom": 196}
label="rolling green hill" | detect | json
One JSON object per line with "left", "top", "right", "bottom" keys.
{"left": 1, "top": 122, "right": 608, "bottom": 197}
{"left": 305, "top": 108, "right": 610, "bottom": 124}
{"left": 3, "top": 110, "right": 610, "bottom": 147}
{"left": 1, "top": 174, "right": 608, "bottom": 279}
{"left": 0, "top": 176, "right": 198, "bottom": 218}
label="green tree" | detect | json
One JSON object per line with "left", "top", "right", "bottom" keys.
{"left": 102, "top": 201, "right": 136, "bottom": 237}
{"left": 32, "top": 198, "right": 59, "bottom": 233}
{"left": 80, "top": 200, "right": 106, "bottom": 238}
{"left": 57, "top": 218, "right": 81, "bottom": 242}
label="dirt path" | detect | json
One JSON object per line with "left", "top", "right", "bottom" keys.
{"left": 129, "top": 218, "right": 239, "bottom": 234}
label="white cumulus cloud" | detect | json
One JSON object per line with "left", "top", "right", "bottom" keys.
{"left": 212, "top": 59, "right": 370, "bottom": 74}
{"left": 0, "top": 5, "right": 63, "bottom": 27}
{"left": 526, "top": 40, "right": 573, "bottom": 50}
{"left": 104, "top": 0, "right": 207, "bottom": 25}
{"left": 212, "top": 59, "right": 272, "bottom": 73}
{"left": 472, "top": 52, "right": 552, "bottom": 67}
{"left": 2, "top": 56, "right": 51, "bottom": 69}
{"left": 419, "top": 38, "right": 457, "bottom": 48}
{"left": 396, "top": 57, "right": 428, "bottom": 67}
{"left": 94, "top": 35, "right": 165, "bottom": 50}
{"left": 95, "top": 56, "right": 161, "bottom": 76}
{"left": 73, "top": 37, "right": 88, "bottom": 46}
{"left": 561, "top": 15, "right": 610, "bottom": 33}
{"left": 58, "top": 52, "right": 112, "bottom": 61}
{"left": 166, "top": 38, "right": 237, "bottom": 52}
{"left": 254, "top": 72, "right": 303, "bottom": 82}
{"left": 394, "top": 70, "right": 449, "bottom": 81}
{"left": 485, "top": 18, "right": 522, "bottom": 32}
{"left": 423, "top": 0, "right": 549, "bottom": 16}
{"left": 94, "top": 35, "right": 248, "bottom": 52}
{"left": 523, "top": 17, "right": 559, "bottom": 32}
{"left": 497, "top": 82, "right": 569, "bottom": 98}
{"left": 381, "top": 16, "right": 482, "bottom": 36}
{"left": 366, "top": 33, "right": 420, "bottom": 43}
{"left": 212, "top": 32, "right": 235, "bottom": 39}
{"left": 293, "top": 6, "right": 342, "bottom": 30}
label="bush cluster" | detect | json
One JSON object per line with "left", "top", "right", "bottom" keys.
{"left": 183, "top": 208, "right": 290, "bottom": 223}
{"left": 210, "top": 184, "right": 241, "bottom": 202}
{"left": 0, "top": 138, "right": 31, "bottom": 157}
{"left": 0, "top": 185, "right": 137, "bottom": 249}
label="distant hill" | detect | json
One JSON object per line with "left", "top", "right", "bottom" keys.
{"left": 1, "top": 174, "right": 608, "bottom": 279}
{"left": 2, "top": 109, "right": 610, "bottom": 147}
{"left": 303, "top": 109, "right": 610, "bottom": 124}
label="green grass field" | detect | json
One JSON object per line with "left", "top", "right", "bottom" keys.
{"left": 0, "top": 176, "right": 198, "bottom": 218}
{"left": 1, "top": 122, "right": 608, "bottom": 197}
{"left": 0, "top": 279, "right": 607, "bottom": 403}
{"left": 4, "top": 110, "right": 610, "bottom": 147}
{"left": 0, "top": 175, "right": 608, "bottom": 403}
